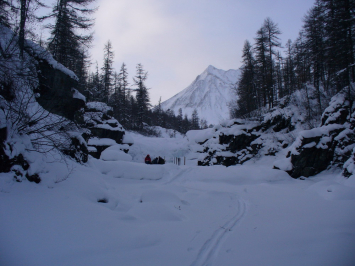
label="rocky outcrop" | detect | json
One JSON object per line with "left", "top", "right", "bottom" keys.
{"left": 24, "top": 43, "right": 86, "bottom": 121}
{"left": 196, "top": 105, "right": 299, "bottom": 167}
{"left": 197, "top": 122, "right": 262, "bottom": 166}
{"left": 283, "top": 89, "right": 355, "bottom": 178}
{"left": 77, "top": 102, "right": 130, "bottom": 159}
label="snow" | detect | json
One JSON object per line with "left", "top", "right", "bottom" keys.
{"left": 273, "top": 158, "right": 293, "bottom": 171}
{"left": 72, "top": 88, "right": 86, "bottom": 102}
{"left": 100, "top": 149, "right": 132, "bottom": 162}
{"left": 86, "top": 102, "right": 113, "bottom": 113}
{"left": 1, "top": 133, "right": 355, "bottom": 266}
{"left": 88, "top": 137, "right": 117, "bottom": 146}
{"left": 122, "top": 132, "right": 134, "bottom": 144}
{"left": 186, "top": 128, "right": 215, "bottom": 143}
{"left": 95, "top": 123, "right": 123, "bottom": 131}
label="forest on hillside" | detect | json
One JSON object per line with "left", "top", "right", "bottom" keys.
{"left": 233, "top": 0, "right": 355, "bottom": 125}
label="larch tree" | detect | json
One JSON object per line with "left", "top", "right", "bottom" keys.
{"left": 118, "top": 62, "right": 129, "bottom": 126}
{"left": 254, "top": 25, "right": 268, "bottom": 107}
{"left": 17, "top": 0, "right": 46, "bottom": 58}
{"left": 45, "top": 0, "right": 95, "bottom": 74}
{"left": 191, "top": 109, "right": 200, "bottom": 130}
{"left": 133, "top": 63, "right": 150, "bottom": 130}
{"left": 263, "top": 17, "right": 282, "bottom": 108}
{"left": 236, "top": 40, "right": 257, "bottom": 117}
{"left": 283, "top": 39, "right": 296, "bottom": 96}
{"left": 101, "top": 40, "right": 114, "bottom": 103}
{"left": 303, "top": 1, "right": 327, "bottom": 114}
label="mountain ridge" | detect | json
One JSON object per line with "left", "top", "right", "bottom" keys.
{"left": 161, "top": 65, "right": 240, "bottom": 125}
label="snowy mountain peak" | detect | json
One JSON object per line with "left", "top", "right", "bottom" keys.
{"left": 205, "top": 65, "right": 218, "bottom": 74}
{"left": 161, "top": 65, "right": 240, "bottom": 126}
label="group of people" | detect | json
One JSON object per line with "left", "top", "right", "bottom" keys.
{"left": 144, "top": 154, "right": 165, "bottom": 165}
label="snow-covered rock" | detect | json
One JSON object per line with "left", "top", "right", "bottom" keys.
{"left": 285, "top": 88, "right": 355, "bottom": 178}
{"left": 161, "top": 65, "right": 240, "bottom": 125}
{"left": 77, "top": 102, "right": 128, "bottom": 158}
{"left": 194, "top": 107, "right": 299, "bottom": 167}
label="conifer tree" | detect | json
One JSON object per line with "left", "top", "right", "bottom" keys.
{"left": 283, "top": 39, "right": 296, "bottom": 96}
{"left": 236, "top": 40, "right": 257, "bottom": 116}
{"left": 156, "top": 97, "right": 163, "bottom": 127}
{"left": 18, "top": 0, "right": 45, "bottom": 58}
{"left": 191, "top": 109, "right": 200, "bottom": 130}
{"left": 177, "top": 108, "right": 183, "bottom": 132}
{"left": 101, "top": 40, "right": 114, "bottom": 103}
{"left": 133, "top": 63, "right": 150, "bottom": 130}
{"left": 303, "top": 1, "right": 326, "bottom": 113}
{"left": 254, "top": 25, "right": 268, "bottom": 107}
{"left": 109, "top": 72, "right": 121, "bottom": 120}
{"left": 45, "top": 0, "right": 95, "bottom": 73}
{"left": 321, "top": 0, "right": 355, "bottom": 90}
{"left": 87, "top": 62, "right": 102, "bottom": 101}
{"left": 118, "top": 63, "right": 129, "bottom": 126}
{"left": 263, "top": 17, "right": 282, "bottom": 108}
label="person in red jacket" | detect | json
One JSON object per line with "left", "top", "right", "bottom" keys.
{"left": 145, "top": 154, "right": 151, "bottom": 164}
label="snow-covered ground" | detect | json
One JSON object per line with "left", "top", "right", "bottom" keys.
{"left": 1, "top": 132, "right": 355, "bottom": 266}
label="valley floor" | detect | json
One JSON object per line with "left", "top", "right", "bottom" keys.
{"left": 1, "top": 133, "right": 355, "bottom": 266}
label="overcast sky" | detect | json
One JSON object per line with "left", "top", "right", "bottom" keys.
{"left": 89, "top": 0, "right": 315, "bottom": 105}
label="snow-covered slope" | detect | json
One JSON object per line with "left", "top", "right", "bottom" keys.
{"left": 161, "top": 65, "right": 240, "bottom": 126}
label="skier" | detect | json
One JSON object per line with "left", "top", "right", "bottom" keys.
{"left": 145, "top": 154, "right": 151, "bottom": 164}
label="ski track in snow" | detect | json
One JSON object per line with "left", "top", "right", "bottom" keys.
{"left": 164, "top": 168, "right": 193, "bottom": 185}
{"left": 190, "top": 199, "right": 247, "bottom": 266}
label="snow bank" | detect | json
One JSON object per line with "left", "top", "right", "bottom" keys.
{"left": 100, "top": 149, "right": 132, "bottom": 162}
{"left": 86, "top": 102, "right": 112, "bottom": 113}
{"left": 88, "top": 137, "right": 117, "bottom": 146}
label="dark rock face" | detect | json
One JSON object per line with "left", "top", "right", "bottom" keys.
{"left": 89, "top": 127, "right": 124, "bottom": 143}
{"left": 287, "top": 89, "right": 355, "bottom": 178}
{"left": 287, "top": 132, "right": 340, "bottom": 178}
{"left": 34, "top": 58, "right": 85, "bottom": 121}
{"left": 196, "top": 110, "right": 295, "bottom": 167}
{"left": 220, "top": 132, "right": 259, "bottom": 153}
{"left": 261, "top": 114, "right": 294, "bottom": 133}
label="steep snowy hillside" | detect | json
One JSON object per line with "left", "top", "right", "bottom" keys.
{"left": 161, "top": 65, "right": 240, "bottom": 126}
